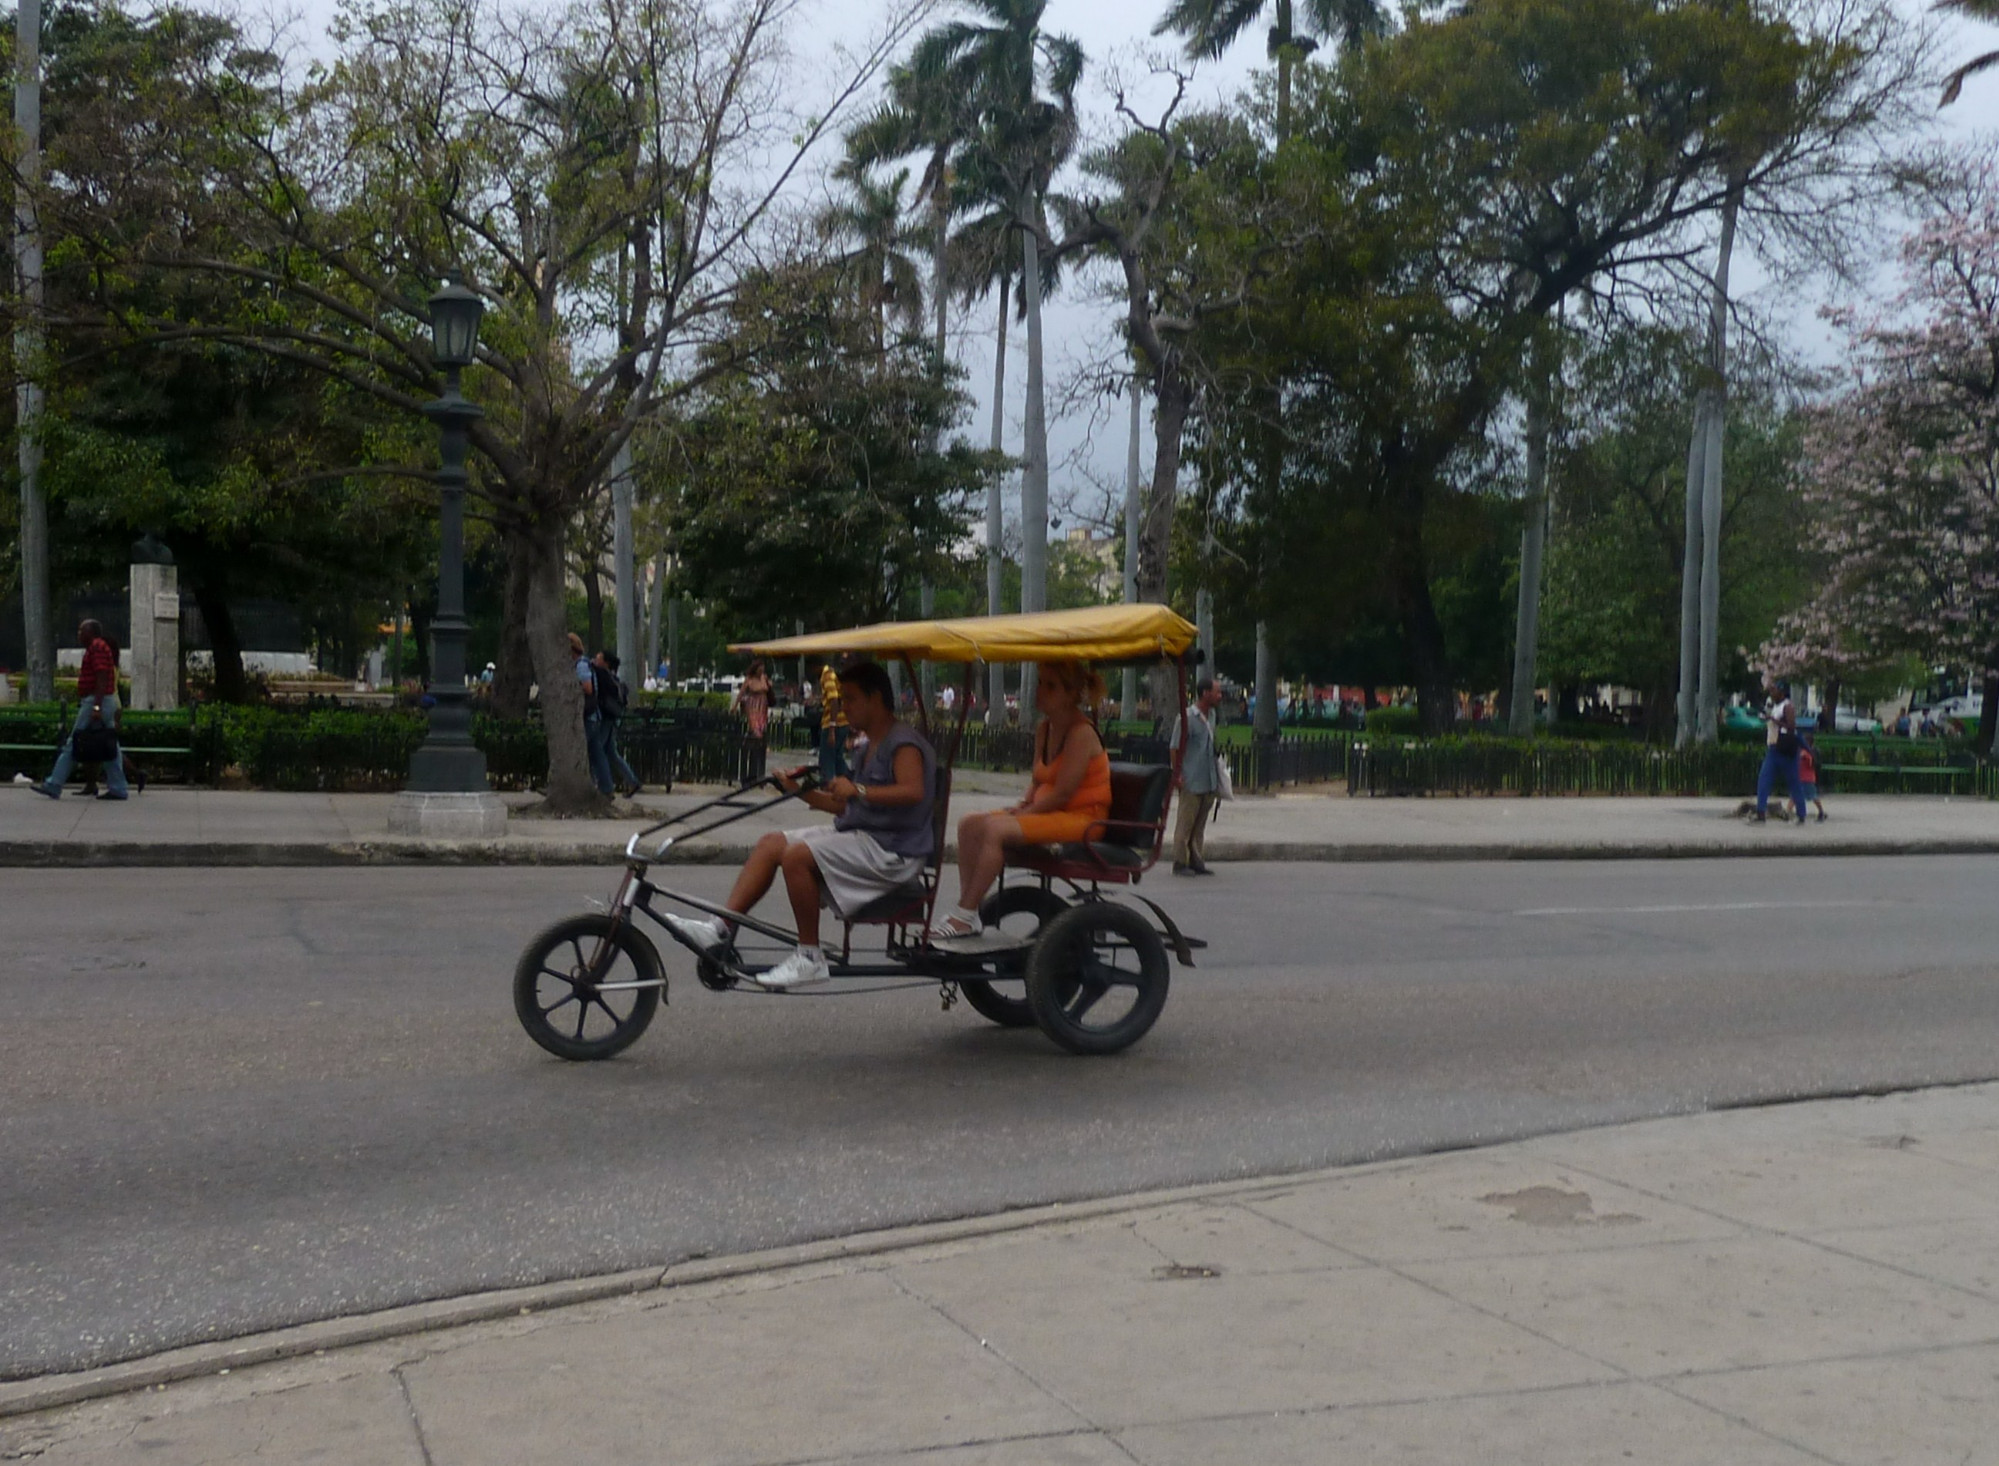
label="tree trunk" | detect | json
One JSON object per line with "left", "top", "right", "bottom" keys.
{"left": 1139, "top": 368, "right": 1189, "bottom": 721}
{"left": 1675, "top": 394, "right": 1711, "bottom": 746}
{"left": 1977, "top": 670, "right": 1999, "bottom": 759}
{"left": 1389, "top": 496, "right": 1455, "bottom": 734}
{"left": 492, "top": 529, "right": 535, "bottom": 719}
{"left": 986, "top": 276, "right": 1010, "bottom": 726}
{"left": 1253, "top": 623, "right": 1278, "bottom": 738}
{"left": 1507, "top": 386, "right": 1551, "bottom": 738}
{"left": 583, "top": 554, "right": 604, "bottom": 654}
{"left": 612, "top": 442, "right": 636, "bottom": 694}
{"left": 1694, "top": 180, "right": 1742, "bottom": 744}
{"left": 1122, "top": 382, "right": 1142, "bottom": 720}
{"left": 409, "top": 593, "right": 434, "bottom": 686}
{"left": 16, "top": 0, "right": 52, "bottom": 702}
{"left": 526, "top": 517, "right": 602, "bottom": 812}
{"left": 191, "top": 580, "right": 248, "bottom": 703}
{"left": 644, "top": 554, "right": 665, "bottom": 684}
{"left": 667, "top": 597, "right": 681, "bottom": 684}
{"left": 1018, "top": 220, "right": 1048, "bottom": 725}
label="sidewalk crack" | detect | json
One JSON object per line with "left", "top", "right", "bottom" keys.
{"left": 391, "top": 1364, "right": 435, "bottom": 1466}
{"left": 881, "top": 1271, "right": 1135, "bottom": 1457}
{"left": 1542, "top": 1153, "right": 1999, "bottom": 1309}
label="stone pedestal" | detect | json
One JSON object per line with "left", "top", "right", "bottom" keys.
{"left": 388, "top": 790, "right": 509, "bottom": 839}
{"left": 128, "top": 561, "right": 180, "bottom": 710}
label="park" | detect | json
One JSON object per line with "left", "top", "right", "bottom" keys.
{"left": 8, "top": 0, "right": 1999, "bottom": 1461}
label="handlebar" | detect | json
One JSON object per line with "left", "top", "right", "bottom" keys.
{"left": 624, "top": 768, "right": 819, "bottom": 863}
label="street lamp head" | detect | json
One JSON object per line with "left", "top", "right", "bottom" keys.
{"left": 429, "top": 275, "right": 484, "bottom": 369}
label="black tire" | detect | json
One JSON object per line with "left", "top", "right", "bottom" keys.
{"left": 1025, "top": 901, "right": 1170, "bottom": 1055}
{"left": 514, "top": 914, "right": 662, "bottom": 1061}
{"left": 958, "top": 885, "right": 1069, "bottom": 1028}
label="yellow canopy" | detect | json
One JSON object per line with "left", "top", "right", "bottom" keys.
{"left": 731, "top": 604, "right": 1197, "bottom": 665}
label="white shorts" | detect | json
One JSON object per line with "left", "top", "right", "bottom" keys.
{"left": 784, "top": 826, "right": 925, "bottom": 919}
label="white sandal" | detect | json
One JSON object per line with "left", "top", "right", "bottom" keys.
{"left": 930, "top": 913, "right": 984, "bottom": 945}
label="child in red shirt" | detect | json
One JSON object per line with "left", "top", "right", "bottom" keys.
{"left": 1798, "top": 737, "right": 1827, "bottom": 823}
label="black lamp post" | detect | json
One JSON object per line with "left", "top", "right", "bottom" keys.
{"left": 406, "top": 275, "right": 488, "bottom": 794}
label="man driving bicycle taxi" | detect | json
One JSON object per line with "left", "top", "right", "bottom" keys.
{"left": 662, "top": 660, "right": 936, "bottom": 989}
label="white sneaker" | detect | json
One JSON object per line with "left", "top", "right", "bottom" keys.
{"left": 760, "top": 947, "right": 831, "bottom": 990}
{"left": 11, "top": 773, "right": 32, "bottom": 786}
{"left": 662, "top": 913, "right": 731, "bottom": 955}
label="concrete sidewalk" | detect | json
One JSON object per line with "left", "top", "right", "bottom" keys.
{"left": 6, "top": 776, "right": 1999, "bottom": 864}
{"left": 5, "top": 1082, "right": 1997, "bottom": 1464}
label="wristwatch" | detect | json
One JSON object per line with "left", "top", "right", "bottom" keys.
{"left": 853, "top": 784, "right": 869, "bottom": 804}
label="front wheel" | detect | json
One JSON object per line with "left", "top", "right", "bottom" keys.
{"left": 1026, "top": 901, "right": 1170, "bottom": 1055}
{"left": 514, "top": 914, "right": 662, "bottom": 1061}
{"left": 958, "top": 885, "right": 1069, "bottom": 1028}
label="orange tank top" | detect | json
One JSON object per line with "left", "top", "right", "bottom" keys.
{"left": 1032, "top": 721, "right": 1112, "bottom": 817}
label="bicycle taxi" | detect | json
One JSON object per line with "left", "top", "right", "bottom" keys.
{"left": 512, "top": 604, "right": 1203, "bottom": 1059}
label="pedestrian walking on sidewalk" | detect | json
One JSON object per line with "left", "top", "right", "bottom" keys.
{"left": 735, "top": 660, "right": 773, "bottom": 781}
{"left": 1172, "top": 677, "right": 1226, "bottom": 875}
{"left": 1798, "top": 732, "right": 1828, "bottom": 822}
{"left": 573, "top": 632, "right": 615, "bottom": 798}
{"left": 818, "top": 661, "right": 849, "bottom": 783}
{"left": 592, "top": 650, "right": 642, "bottom": 796}
{"left": 1754, "top": 677, "right": 1808, "bottom": 825}
{"left": 32, "top": 619, "right": 130, "bottom": 801}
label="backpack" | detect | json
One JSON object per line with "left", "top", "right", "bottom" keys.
{"left": 593, "top": 664, "right": 628, "bottom": 721}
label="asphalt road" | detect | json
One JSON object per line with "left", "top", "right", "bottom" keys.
{"left": 6, "top": 856, "right": 1999, "bottom": 1379}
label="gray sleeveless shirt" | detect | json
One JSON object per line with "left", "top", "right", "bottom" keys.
{"left": 835, "top": 722, "right": 937, "bottom": 859}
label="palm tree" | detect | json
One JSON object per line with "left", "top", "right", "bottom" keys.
{"left": 1156, "top": 0, "right": 1381, "bottom": 735}
{"left": 816, "top": 161, "right": 928, "bottom": 352}
{"left": 904, "top": 0, "right": 1083, "bottom": 722}
{"left": 1940, "top": 0, "right": 1999, "bottom": 103}
{"left": 1155, "top": 0, "right": 1382, "bottom": 138}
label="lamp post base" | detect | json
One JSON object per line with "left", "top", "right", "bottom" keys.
{"left": 388, "top": 791, "right": 509, "bottom": 839}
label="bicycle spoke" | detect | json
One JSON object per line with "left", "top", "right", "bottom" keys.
{"left": 572, "top": 1000, "right": 590, "bottom": 1041}
{"left": 1064, "top": 961, "right": 1113, "bottom": 1022}
{"left": 541, "top": 990, "right": 579, "bottom": 1017}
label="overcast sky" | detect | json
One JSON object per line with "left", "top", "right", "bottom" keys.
{"left": 279, "top": 0, "right": 1999, "bottom": 535}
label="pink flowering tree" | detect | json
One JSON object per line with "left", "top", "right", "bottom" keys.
{"left": 1759, "top": 156, "right": 1999, "bottom": 749}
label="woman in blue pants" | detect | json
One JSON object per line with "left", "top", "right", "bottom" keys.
{"left": 1754, "top": 678, "right": 1807, "bottom": 824}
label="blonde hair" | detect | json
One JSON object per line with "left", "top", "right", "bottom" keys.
{"left": 1037, "top": 660, "right": 1105, "bottom": 708}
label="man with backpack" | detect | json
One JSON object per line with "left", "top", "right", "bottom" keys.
{"left": 591, "top": 649, "right": 642, "bottom": 798}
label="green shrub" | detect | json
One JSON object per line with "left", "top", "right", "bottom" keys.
{"left": 1364, "top": 706, "right": 1422, "bottom": 736}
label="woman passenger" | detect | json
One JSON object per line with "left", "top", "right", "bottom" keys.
{"left": 932, "top": 661, "right": 1110, "bottom": 945}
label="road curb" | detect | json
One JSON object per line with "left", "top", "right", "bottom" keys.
{"left": 5, "top": 1078, "right": 1994, "bottom": 1420}
{"left": 0, "top": 1169, "right": 1329, "bottom": 1419}
{"left": 5, "top": 836, "right": 1999, "bottom": 867}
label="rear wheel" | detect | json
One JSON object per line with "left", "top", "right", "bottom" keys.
{"left": 514, "top": 914, "right": 662, "bottom": 1061}
{"left": 957, "top": 885, "right": 1068, "bottom": 1028}
{"left": 1026, "top": 901, "right": 1169, "bottom": 1055}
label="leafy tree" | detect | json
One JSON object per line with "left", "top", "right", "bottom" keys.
{"left": 817, "top": 162, "right": 930, "bottom": 351}
{"left": 901, "top": 0, "right": 1082, "bottom": 719}
{"left": 1181, "top": 0, "right": 1879, "bottom": 731}
{"left": 33, "top": 0, "right": 924, "bottom": 810}
{"left": 1938, "top": 0, "right": 1999, "bottom": 103}
{"left": 1758, "top": 156, "right": 1999, "bottom": 751}
{"left": 2, "top": 1, "right": 432, "bottom": 698}
{"left": 657, "top": 267, "right": 992, "bottom": 633}
{"left": 1540, "top": 325, "right": 1806, "bottom": 736}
